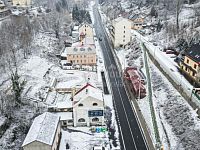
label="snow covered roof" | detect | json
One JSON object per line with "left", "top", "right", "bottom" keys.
{"left": 55, "top": 112, "right": 73, "bottom": 121}
{"left": 79, "top": 22, "right": 93, "bottom": 29}
{"left": 186, "top": 43, "right": 200, "bottom": 63}
{"left": 73, "top": 26, "right": 79, "bottom": 31}
{"left": 64, "top": 46, "right": 96, "bottom": 55}
{"left": 22, "top": 112, "right": 60, "bottom": 147}
{"left": 73, "top": 83, "right": 103, "bottom": 105}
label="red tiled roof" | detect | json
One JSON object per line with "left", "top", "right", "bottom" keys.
{"left": 74, "top": 83, "right": 95, "bottom": 96}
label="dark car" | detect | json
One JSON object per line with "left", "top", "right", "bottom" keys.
{"left": 153, "top": 42, "right": 158, "bottom": 46}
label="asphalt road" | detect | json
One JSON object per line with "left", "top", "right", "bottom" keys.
{"left": 93, "top": 7, "right": 149, "bottom": 150}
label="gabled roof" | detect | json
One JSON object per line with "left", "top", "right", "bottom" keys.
{"left": 79, "top": 21, "right": 93, "bottom": 29}
{"left": 22, "top": 112, "right": 60, "bottom": 147}
{"left": 74, "top": 83, "right": 95, "bottom": 96}
{"left": 73, "top": 83, "right": 103, "bottom": 106}
{"left": 186, "top": 43, "right": 200, "bottom": 63}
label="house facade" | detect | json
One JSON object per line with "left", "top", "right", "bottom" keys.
{"left": 62, "top": 46, "right": 96, "bottom": 66}
{"left": 12, "top": 0, "right": 31, "bottom": 7}
{"left": 129, "top": 14, "right": 145, "bottom": 30}
{"left": 110, "top": 17, "right": 132, "bottom": 48}
{"left": 78, "top": 22, "right": 94, "bottom": 39}
{"left": 73, "top": 83, "right": 105, "bottom": 127}
{"left": 180, "top": 43, "right": 200, "bottom": 86}
{"left": 22, "top": 112, "right": 61, "bottom": 150}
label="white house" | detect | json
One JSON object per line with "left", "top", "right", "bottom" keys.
{"left": 73, "top": 83, "right": 105, "bottom": 127}
{"left": 78, "top": 22, "right": 94, "bottom": 39}
{"left": 110, "top": 17, "right": 132, "bottom": 48}
{"left": 22, "top": 112, "right": 61, "bottom": 150}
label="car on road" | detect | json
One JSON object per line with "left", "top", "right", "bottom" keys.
{"left": 153, "top": 42, "right": 158, "bottom": 46}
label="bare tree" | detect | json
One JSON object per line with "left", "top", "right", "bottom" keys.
{"left": 176, "top": 0, "right": 183, "bottom": 34}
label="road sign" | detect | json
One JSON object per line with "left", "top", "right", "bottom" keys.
{"left": 88, "top": 110, "right": 103, "bottom": 117}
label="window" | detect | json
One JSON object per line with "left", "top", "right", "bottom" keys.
{"left": 91, "top": 59, "right": 93, "bottom": 62}
{"left": 77, "top": 60, "right": 79, "bottom": 63}
{"left": 123, "top": 35, "right": 125, "bottom": 38}
{"left": 84, "top": 60, "right": 86, "bottom": 62}
{"left": 192, "top": 72, "right": 196, "bottom": 77}
{"left": 78, "top": 103, "right": 83, "bottom": 107}
{"left": 81, "top": 60, "right": 82, "bottom": 63}
{"left": 124, "top": 26, "right": 125, "bottom": 29}
{"left": 93, "top": 103, "right": 98, "bottom": 106}
{"left": 194, "top": 64, "right": 197, "bottom": 69}
{"left": 63, "top": 121, "right": 67, "bottom": 125}
{"left": 78, "top": 118, "right": 85, "bottom": 122}
{"left": 124, "top": 30, "right": 125, "bottom": 33}
{"left": 185, "top": 67, "right": 188, "bottom": 71}
{"left": 92, "top": 118, "right": 99, "bottom": 122}
{"left": 84, "top": 55, "right": 86, "bottom": 58}
{"left": 77, "top": 55, "right": 79, "bottom": 58}
{"left": 123, "top": 39, "right": 125, "bottom": 42}
{"left": 73, "top": 55, "right": 75, "bottom": 58}
{"left": 68, "top": 120, "right": 73, "bottom": 123}
{"left": 186, "top": 59, "right": 189, "bottom": 64}
{"left": 85, "top": 29, "right": 86, "bottom": 32}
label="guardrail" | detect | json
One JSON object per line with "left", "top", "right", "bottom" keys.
{"left": 142, "top": 43, "right": 161, "bottom": 148}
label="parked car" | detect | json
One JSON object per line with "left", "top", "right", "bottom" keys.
{"left": 153, "top": 42, "right": 158, "bottom": 46}
{"left": 165, "top": 50, "right": 178, "bottom": 55}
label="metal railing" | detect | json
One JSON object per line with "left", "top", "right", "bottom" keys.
{"left": 142, "top": 43, "right": 161, "bottom": 148}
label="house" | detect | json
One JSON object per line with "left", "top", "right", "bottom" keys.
{"left": 78, "top": 22, "right": 94, "bottom": 39}
{"left": 73, "top": 83, "right": 105, "bottom": 127}
{"left": 0, "top": 1, "right": 11, "bottom": 18}
{"left": 129, "top": 13, "right": 146, "bottom": 30}
{"left": 22, "top": 112, "right": 61, "bottom": 150}
{"left": 110, "top": 17, "right": 132, "bottom": 48}
{"left": 12, "top": 0, "right": 31, "bottom": 7}
{"left": 180, "top": 43, "right": 200, "bottom": 86}
{"left": 62, "top": 46, "right": 96, "bottom": 66}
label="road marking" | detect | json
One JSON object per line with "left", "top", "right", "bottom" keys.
{"left": 102, "top": 40, "right": 138, "bottom": 150}
{"left": 99, "top": 11, "right": 149, "bottom": 149}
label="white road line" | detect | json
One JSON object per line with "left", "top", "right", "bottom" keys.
{"left": 102, "top": 41, "right": 138, "bottom": 150}
{"left": 99, "top": 12, "right": 149, "bottom": 149}
{"left": 101, "top": 36, "right": 126, "bottom": 150}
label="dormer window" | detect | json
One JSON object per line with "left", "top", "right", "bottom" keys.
{"left": 93, "top": 103, "right": 98, "bottom": 106}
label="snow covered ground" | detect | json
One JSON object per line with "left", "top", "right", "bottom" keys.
{"left": 133, "top": 30, "right": 200, "bottom": 108}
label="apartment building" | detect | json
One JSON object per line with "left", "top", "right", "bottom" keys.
{"left": 180, "top": 43, "right": 200, "bottom": 86}
{"left": 79, "top": 22, "right": 94, "bottom": 39}
{"left": 62, "top": 46, "right": 96, "bottom": 66}
{"left": 110, "top": 17, "right": 132, "bottom": 48}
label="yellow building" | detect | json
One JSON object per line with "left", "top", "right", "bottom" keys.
{"left": 110, "top": 17, "right": 132, "bottom": 48}
{"left": 78, "top": 22, "right": 94, "bottom": 39}
{"left": 129, "top": 14, "right": 145, "bottom": 30}
{"left": 180, "top": 44, "right": 200, "bottom": 85}
{"left": 62, "top": 46, "right": 96, "bottom": 66}
{"left": 12, "top": 0, "right": 31, "bottom": 7}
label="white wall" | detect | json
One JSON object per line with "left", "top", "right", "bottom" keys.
{"left": 73, "top": 96, "right": 104, "bottom": 127}
{"left": 113, "top": 18, "right": 132, "bottom": 48}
